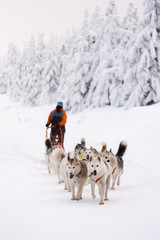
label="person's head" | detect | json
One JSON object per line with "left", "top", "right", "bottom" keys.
{"left": 56, "top": 101, "right": 63, "bottom": 111}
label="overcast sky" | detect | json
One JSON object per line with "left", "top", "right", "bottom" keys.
{"left": 0, "top": 0, "right": 143, "bottom": 58}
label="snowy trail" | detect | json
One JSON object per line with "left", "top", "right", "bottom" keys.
{"left": 0, "top": 96, "right": 160, "bottom": 240}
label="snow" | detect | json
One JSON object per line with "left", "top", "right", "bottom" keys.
{"left": 0, "top": 95, "right": 160, "bottom": 240}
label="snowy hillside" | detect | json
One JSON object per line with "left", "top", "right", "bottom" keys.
{"left": 0, "top": 95, "right": 160, "bottom": 240}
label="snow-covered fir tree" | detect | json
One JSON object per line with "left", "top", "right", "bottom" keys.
{"left": 4, "top": 44, "right": 20, "bottom": 101}
{"left": 110, "top": 3, "right": 139, "bottom": 106}
{"left": 0, "top": 59, "right": 8, "bottom": 94}
{"left": 86, "top": 0, "right": 122, "bottom": 108}
{"left": 20, "top": 36, "right": 42, "bottom": 105}
{"left": 118, "top": 0, "right": 160, "bottom": 108}
{"left": 39, "top": 36, "right": 61, "bottom": 105}
{"left": 57, "top": 10, "right": 96, "bottom": 112}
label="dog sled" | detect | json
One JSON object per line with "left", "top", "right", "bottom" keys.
{"left": 46, "top": 125, "right": 64, "bottom": 150}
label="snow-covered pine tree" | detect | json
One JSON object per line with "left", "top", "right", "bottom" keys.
{"left": 5, "top": 44, "right": 21, "bottom": 101}
{"left": 90, "top": 6, "right": 103, "bottom": 35}
{"left": 40, "top": 36, "right": 63, "bottom": 105}
{"left": 110, "top": 3, "right": 139, "bottom": 106}
{"left": 56, "top": 29, "right": 80, "bottom": 111}
{"left": 118, "top": 0, "right": 160, "bottom": 108}
{"left": 0, "top": 59, "right": 8, "bottom": 94}
{"left": 86, "top": 0, "right": 122, "bottom": 108}
{"left": 20, "top": 36, "right": 45, "bottom": 105}
{"left": 57, "top": 10, "right": 96, "bottom": 112}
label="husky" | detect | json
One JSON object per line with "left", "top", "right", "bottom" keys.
{"left": 101, "top": 140, "right": 127, "bottom": 190}
{"left": 100, "top": 142, "right": 117, "bottom": 170}
{"left": 45, "top": 138, "right": 63, "bottom": 174}
{"left": 83, "top": 147, "right": 93, "bottom": 161}
{"left": 88, "top": 155, "right": 112, "bottom": 205}
{"left": 60, "top": 152, "right": 75, "bottom": 192}
{"left": 74, "top": 138, "right": 86, "bottom": 160}
{"left": 83, "top": 146, "right": 101, "bottom": 162}
{"left": 50, "top": 147, "right": 66, "bottom": 183}
{"left": 66, "top": 154, "right": 88, "bottom": 200}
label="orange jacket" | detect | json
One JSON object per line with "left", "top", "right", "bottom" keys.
{"left": 47, "top": 108, "right": 67, "bottom": 127}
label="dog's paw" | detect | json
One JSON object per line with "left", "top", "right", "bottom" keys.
{"left": 105, "top": 197, "right": 109, "bottom": 201}
{"left": 111, "top": 186, "right": 115, "bottom": 190}
{"left": 92, "top": 194, "right": 96, "bottom": 199}
{"left": 71, "top": 197, "right": 76, "bottom": 200}
{"left": 99, "top": 202, "right": 104, "bottom": 205}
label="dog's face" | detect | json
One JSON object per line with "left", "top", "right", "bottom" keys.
{"left": 88, "top": 156, "right": 103, "bottom": 176}
{"left": 102, "top": 150, "right": 116, "bottom": 168}
{"left": 83, "top": 147, "right": 93, "bottom": 161}
{"left": 74, "top": 143, "right": 85, "bottom": 155}
{"left": 66, "top": 155, "right": 81, "bottom": 179}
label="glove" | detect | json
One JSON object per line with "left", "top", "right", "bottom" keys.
{"left": 46, "top": 123, "right": 50, "bottom": 127}
{"left": 55, "top": 123, "right": 60, "bottom": 128}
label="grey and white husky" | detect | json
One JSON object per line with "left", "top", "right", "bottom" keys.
{"left": 66, "top": 154, "right": 88, "bottom": 200}
{"left": 88, "top": 155, "right": 112, "bottom": 205}
{"left": 74, "top": 138, "right": 86, "bottom": 160}
{"left": 101, "top": 140, "right": 127, "bottom": 190}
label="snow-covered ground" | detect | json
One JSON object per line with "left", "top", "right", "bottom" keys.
{"left": 0, "top": 95, "right": 160, "bottom": 240}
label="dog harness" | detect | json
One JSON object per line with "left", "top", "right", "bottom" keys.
{"left": 77, "top": 153, "right": 83, "bottom": 160}
{"left": 105, "top": 162, "right": 116, "bottom": 174}
{"left": 91, "top": 174, "right": 104, "bottom": 183}
{"left": 104, "top": 162, "right": 108, "bottom": 167}
{"left": 112, "top": 167, "right": 116, "bottom": 174}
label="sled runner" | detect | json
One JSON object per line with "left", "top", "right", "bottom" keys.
{"left": 46, "top": 125, "right": 64, "bottom": 150}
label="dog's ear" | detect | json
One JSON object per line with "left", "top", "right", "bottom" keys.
{"left": 90, "top": 146, "right": 93, "bottom": 151}
{"left": 98, "top": 156, "right": 101, "bottom": 162}
{"left": 89, "top": 156, "right": 92, "bottom": 162}
{"left": 74, "top": 156, "right": 78, "bottom": 162}
{"left": 84, "top": 147, "right": 87, "bottom": 151}
{"left": 81, "top": 138, "right": 86, "bottom": 147}
{"left": 109, "top": 148, "right": 112, "bottom": 153}
{"left": 68, "top": 152, "right": 71, "bottom": 161}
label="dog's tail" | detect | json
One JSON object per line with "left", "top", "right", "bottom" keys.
{"left": 45, "top": 139, "right": 52, "bottom": 149}
{"left": 116, "top": 140, "right": 127, "bottom": 157}
{"left": 81, "top": 138, "right": 86, "bottom": 147}
{"left": 101, "top": 141, "right": 107, "bottom": 153}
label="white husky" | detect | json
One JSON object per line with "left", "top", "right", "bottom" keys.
{"left": 45, "top": 138, "right": 63, "bottom": 174}
{"left": 66, "top": 155, "right": 88, "bottom": 201}
{"left": 49, "top": 147, "right": 65, "bottom": 183}
{"left": 88, "top": 155, "right": 112, "bottom": 205}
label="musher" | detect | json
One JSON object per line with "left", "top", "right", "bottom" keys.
{"left": 45, "top": 101, "right": 67, "bottom": 148}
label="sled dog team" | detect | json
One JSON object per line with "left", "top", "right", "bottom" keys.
{"left": 45, "top": 138, "right": 127, "bottom": 205}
